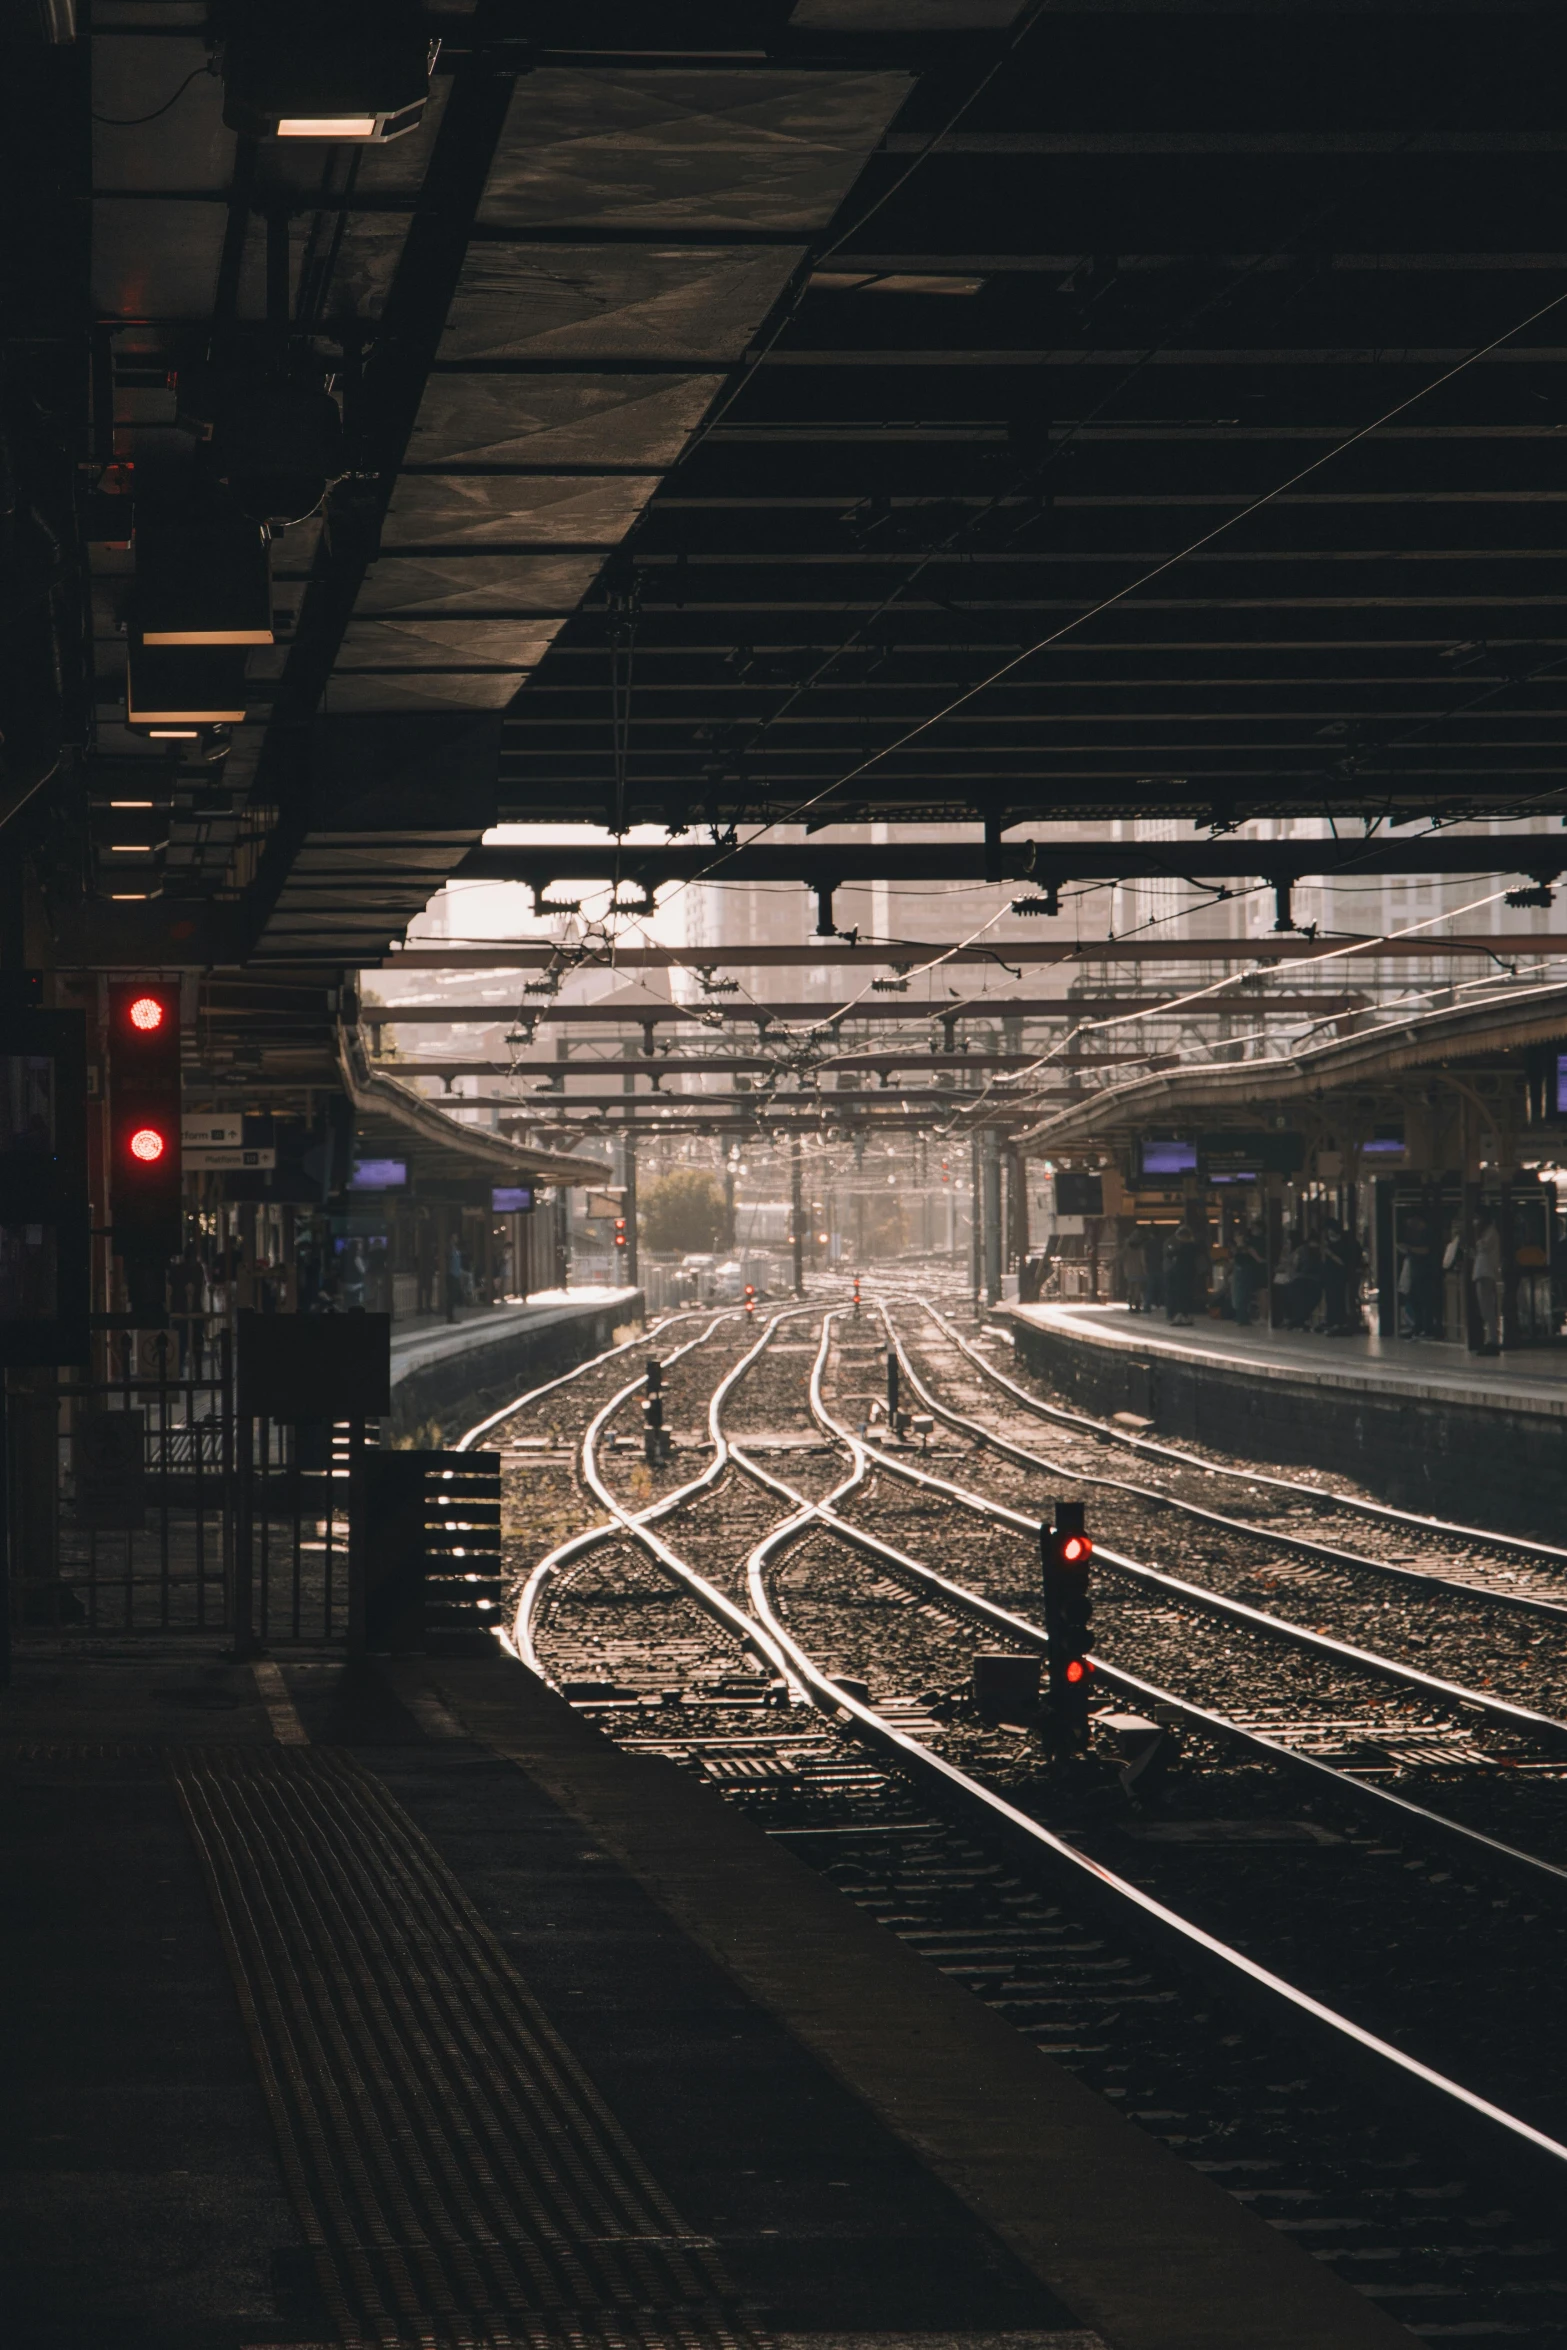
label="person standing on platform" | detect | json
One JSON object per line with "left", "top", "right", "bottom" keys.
{"left": 1144, "top": 1226, "right": 1166, "bottom": 1316}
{"left": 1230, "top": 1222, "right": 1265, "bottom": 1326}
{"left": 1165, "top": 1221, "right": 1199, "bottom": 1326}
{"left": 1121, "top": 1227, "right": 1148, "bottom": 1312}
{"left": 1289, "top": 1231, "right": 1323, "bottom": 1330}
{"left": 1400, "top": 1212, "right": 1439, "bottom": 1338}
{"left": 1471, "top": 1215, "right": 1503, "bottom": 1356}
{"left": 1320, "top": 1221, "right": 1351, "bottom": 1334}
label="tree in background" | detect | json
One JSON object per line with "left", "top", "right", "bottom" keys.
{"left": 640, "top": 1169, "right": 729, "bottom": 1254}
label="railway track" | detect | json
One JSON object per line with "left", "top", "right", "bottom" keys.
{"left": 925, "top": 1303, "right": 1567, "bottom": 1611}
{"left": 878, "top": 1305, "right": 1567, "bottom": 1751}
{"left": 476, "top": 1295, "right": 1567, "bottom": 2346}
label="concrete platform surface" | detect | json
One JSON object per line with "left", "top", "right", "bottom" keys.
{"left": 1009, "top": 1300, "right": 1567, "bottom": 1416}
{"left": 387, "top": 1285, "right": 645, "bottom": 1441}
{"left": 428, "top": 1651, "right": 1413, "bottom": 2350}
{"left": 1, "top": 1638, "right": 1415, "bottom": 2350}
{"left": 389, "top": 1287, "right": 644, "bottom": 1382}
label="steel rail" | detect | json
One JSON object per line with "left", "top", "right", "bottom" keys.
{"left": 910, "top": 1309, "right": 1567, "bottom": 1626}
{"left": 930, "top": 1303, "right": 1567, "bottom": 1576}
{"left": 835, "top": 1314, "right": 1567, "bottom": 1746}
{"left": 514, "top": 1313, "right": 812, "bottom": 1696}
{"left": 720, "top": 1318, "right": 1567, "bottom": 1904}
{"left": 457, "top": 1307, "right": 726, "bottom": 1452}
{"left": 509, "top": 1316, "right": 748, "bottom": 1674}
{"left": 713, "top": 1313, "right": 1567, "bottom": 2188}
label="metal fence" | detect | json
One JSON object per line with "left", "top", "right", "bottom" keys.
{"left": 19, "top": 1314, "right": 355, "bottom": 1644}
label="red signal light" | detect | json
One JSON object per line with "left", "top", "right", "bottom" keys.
{"left": 1060, "top": 1533, "right": 1092, "bottom": 1564}
{"left": 129, "top": 1125, "right": 167, "bottom": 1163}
{"left": 1064, "top": 1658, "right": 1088, "bottom": 1684}
{"left": 128, "top": 994, "right": 166, "bottom": 1032}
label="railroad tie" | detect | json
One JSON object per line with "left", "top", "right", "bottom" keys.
{"left": 169, "top": 1745, "right": 761, "bottom": 2350}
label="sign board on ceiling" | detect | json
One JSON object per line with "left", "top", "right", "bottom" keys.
{"left": 183, "top": 1116, "right": 243, "bottom": 1146}
{"left": 237, "top": 1309, "right": 391, "bottom": 1420}
{"left": 185, "top": 1145, "right": 277, "bottom": 1171}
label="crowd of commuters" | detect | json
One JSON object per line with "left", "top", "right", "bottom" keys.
{"left": 1107, "top": 1209, "right": 1517, "bottom": 1353}
{"left": 1116, "top": 1216, "right": 1368, "bottom": 1335}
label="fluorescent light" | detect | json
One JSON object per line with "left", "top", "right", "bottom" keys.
{"left": 110, "top": 892, "right": 151, "bottom": 900}
{"left": 147, "top": 731, "right": 198, "bottom": 741}
{"left": 276, "top": 114, "right": 378, "bottom": 137}
{"left": 222, "top": 13, "right": 435, "bottom": 145}
{"left": 110, "top": 800, "right": 155, "bottom": 808}
{"left": 141, "top": 629, "right": 271, "bottom": 646}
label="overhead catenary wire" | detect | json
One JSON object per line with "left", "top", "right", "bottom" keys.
{"left": 644, "top": 270, "right": 1567, "bottom": 923}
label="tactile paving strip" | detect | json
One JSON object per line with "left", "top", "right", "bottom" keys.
{"left": 170, "top": 1745, "right": 762, "bottom": 2350}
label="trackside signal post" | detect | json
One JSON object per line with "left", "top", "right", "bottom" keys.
{"left": 642, "top": 1358, "right": 670, "bottom": 1467}
{"left": 1042, "top": 1499, "right": 1094, "bottom": 1748}
{"left": 106, "top": 982, "right": 182, "bottom": 1319}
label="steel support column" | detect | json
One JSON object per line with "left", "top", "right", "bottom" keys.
{"left": 790, "top": 1136, "right": 805, "bottom": 1299}
{"left": 982, "top": 1134, "right": 1003, "bottom": 1306}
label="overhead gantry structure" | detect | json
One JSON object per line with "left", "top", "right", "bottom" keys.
{"left": 4, "top": 2, "right": 1567, "bottom": 1093}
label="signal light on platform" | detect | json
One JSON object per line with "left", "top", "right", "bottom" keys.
{"left": 613, "top": 1215, "right": 628, "bottom": 1252}
{"left": 1042, "top": 1500, "right": 1094, "bottom": 1748}
{"left": 107, "top": 980, "right": 183, "bottom": 1273}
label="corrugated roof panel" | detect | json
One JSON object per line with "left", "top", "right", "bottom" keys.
{"left": 476, "top": 70, "right": 912, "bottom": 232}
{"left": 381, "top": 474, "right": 659, "bottom": 550}
{"left": 439, "top": 243, "right": 803, "bottom": 364}
{"left": 353, "top": 553, "right": 600, "bottom": 618}
{"left": 405, "top": 372, "right": 726, "bottom": 469}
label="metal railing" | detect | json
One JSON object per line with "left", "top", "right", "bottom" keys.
{"left": 18, "top": 1314, "right": 358, "bottom": 1644}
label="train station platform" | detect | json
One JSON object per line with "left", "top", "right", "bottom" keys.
{"left": 1001, "top": 1301, "right": 1567, "bottom": 1529}
{"left": 0, "top": 1641, "right": 1409, "bottom": 2350}
{"left": 389, "top": 1286, "right": 644, "bottom": 1443}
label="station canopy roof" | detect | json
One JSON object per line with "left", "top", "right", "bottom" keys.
{"left": 339, "top": 1025, "right": 608, "bottom": 1191}
{"left": 1018, "top": 978, "right": 1567, "bottom": 1160}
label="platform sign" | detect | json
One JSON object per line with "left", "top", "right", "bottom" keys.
{"left": 1139, "top": 1138, "right": 1197, "bottom": 1178}
{"left": 185, "top": 1144, "right": 277, "bottom": 1171}
{"left": 183, "top": 1115, "right": 242, "bottom": 1146}
{"left": 1054, "top": 1171, "right": 1104, "bottom": 1216}
{"left": 237, "top": 1309, "right": 390, "bottom": 1420}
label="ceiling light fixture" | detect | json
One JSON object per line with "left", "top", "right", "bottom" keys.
{"left": 276, "top": 113, "right": 379, "bottom": 138}
{"left": 220, "top": 3, "right": 437, "bottom": 143}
